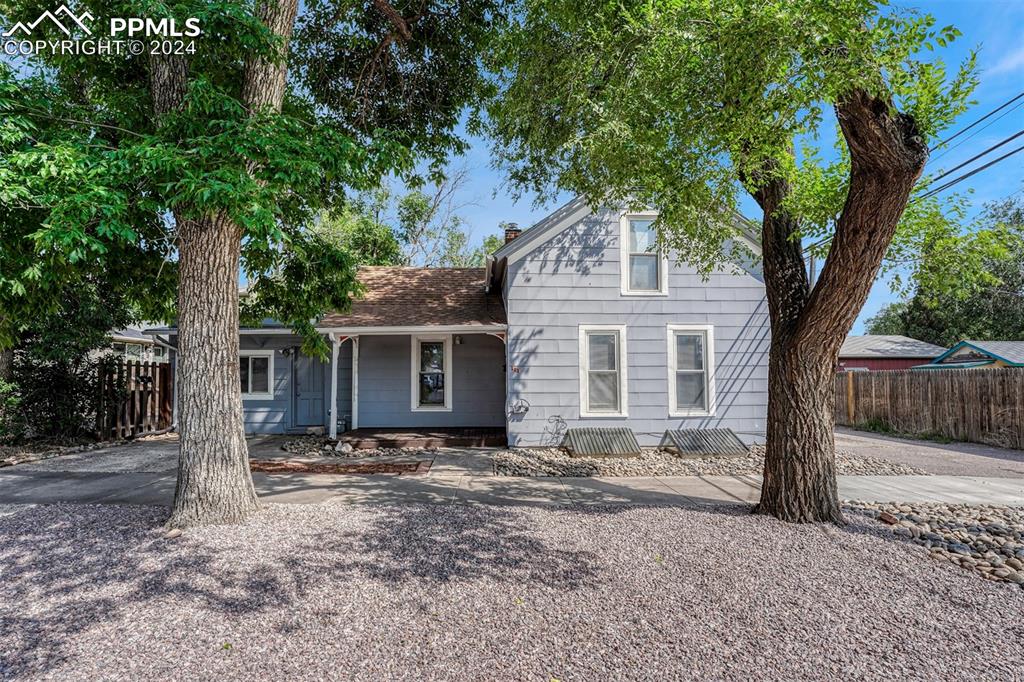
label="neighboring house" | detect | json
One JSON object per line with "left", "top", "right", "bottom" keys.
{"left": 108, "top": 327, "right": 170, "bottom": 364}
{"left": 838, "top": 335, "right": 946, "bottom": 371}
{"left": 148, "top": 198, "right": 770, "bottom": 446}
{"left": 917, "top": 340, "right": 1024, "bottom": 370}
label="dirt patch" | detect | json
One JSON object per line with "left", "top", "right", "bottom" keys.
{"left": 250, "top": 459, "right": 431, "bottom": 476}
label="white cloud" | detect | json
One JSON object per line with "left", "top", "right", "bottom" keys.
{"left": 987, "top": 45, "right": 1024, "bottom": 76}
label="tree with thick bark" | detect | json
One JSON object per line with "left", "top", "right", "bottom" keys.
{"left": 485, "top": 0, "right": 976, "bottom": 522}
{"left": 1, "top": 0, "right": 502, "bottom": 526}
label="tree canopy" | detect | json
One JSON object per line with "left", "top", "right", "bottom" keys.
{"left": 867, "top": 194, "right": 1024, "bottom": 346}
{"left": 0, "top": 0, "right": 502, "bottom": 355}
{"left": 483, "top": 0, "right": 975, "bottom": 270}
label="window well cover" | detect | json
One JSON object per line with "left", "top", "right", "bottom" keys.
{"left": 664, "top": 428, "right": 748, "bottom": 457}
{"left": 562, "top": 427, "right": 641, "bottom": 457}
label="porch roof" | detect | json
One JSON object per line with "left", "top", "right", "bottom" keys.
{"left": 319, "top": 266, "right": 507, "bottom": 329}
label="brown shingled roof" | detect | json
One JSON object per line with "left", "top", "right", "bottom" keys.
{"left": 319, "top": 267, "right": 506, "bottom": 328}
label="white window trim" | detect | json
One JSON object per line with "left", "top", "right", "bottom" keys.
{"left": 667, "top": 325, "right": 715, "bottom": 417}
{"left": 620, "top": 211, "right": 669, "bottom": 296}
{"left": 579, "top": 325, "right": 629, "bottom": 418}
{"left": 410, "top": 334, "right": 453, "bottom": 412}
{"left": 239, "top": 350, "right": 275, "bottom": 401}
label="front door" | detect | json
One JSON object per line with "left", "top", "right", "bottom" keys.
{"left": 293, "top": 352, "right": 325, "bottom": 427}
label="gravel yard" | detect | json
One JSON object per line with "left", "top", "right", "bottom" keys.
{"left": 494, "top": 445, "right": 928, "bottom": 477}
{"left": 2, "top": 502, "right": 1022, "bottom": 681}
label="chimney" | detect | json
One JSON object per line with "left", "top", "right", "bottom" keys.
{"left": 504, "top": 222, "right": 522, "bottom": 244}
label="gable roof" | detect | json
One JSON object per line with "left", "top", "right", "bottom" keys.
{"left": 319, "top": 267, "right": 506, "bottom": 329}
{"left": 840, "top": 335, "right": 946, "bottom": 359}
{"left": 490, "top": 197, "right": 761, "bottom": 265}
{"left": 932, "top": 340, "right": 1024, "bottom": 366}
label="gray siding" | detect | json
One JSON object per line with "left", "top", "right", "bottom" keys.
{"left": 505, "top": 208, "right": 770, "bottom": 446}
{"left": 357, "top": 334, "right": 506, "bottom": 428}
{"left": 239, "top": 335, "right": 301, "bottom": 434}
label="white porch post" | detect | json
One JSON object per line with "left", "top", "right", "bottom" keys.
{"left": 352, "top": 336, "right": 360, "bottom": 430}
{"left": 328, "top": 333, "right": 340, "bottom": 440}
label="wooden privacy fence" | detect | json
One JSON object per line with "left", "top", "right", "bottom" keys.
{"left": 96, "top": 361, "right": 173, "bottom": 441}
{"left": 835, "top": 368, "right": 1024, "bottom": 450}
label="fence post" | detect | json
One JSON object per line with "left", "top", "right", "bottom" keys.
{"left": 846, "top": 371, "right": 856, "bottom": 424}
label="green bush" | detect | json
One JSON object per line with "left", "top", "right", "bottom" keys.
{"left": 0, "top": 378, "right": 26, "bottom": 444}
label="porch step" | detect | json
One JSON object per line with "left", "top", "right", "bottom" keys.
{"left": 339, "top": 427, "right": 507, "bottom": 450}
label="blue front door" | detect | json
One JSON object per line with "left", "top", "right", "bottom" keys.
{"left": 293, "top": 353, "right": 325, "bottom": 427}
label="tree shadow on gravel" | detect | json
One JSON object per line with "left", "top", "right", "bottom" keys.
{"left": 287, "top": 504, "right": 605, "bottom": 589}
{"left": 0, "top": 502, "right": 606, "bottom": 679}
{"left": 0, "top": 505, "right": 298, "bottom": 678}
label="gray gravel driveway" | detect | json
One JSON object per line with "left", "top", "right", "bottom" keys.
{"left": 836, "top": 428, "right": 1024, "bottom": 477}
{"left": 2, "top": 502, "right": 1022, "bottom": 681}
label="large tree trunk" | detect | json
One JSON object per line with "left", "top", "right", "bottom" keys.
{"left": 154, "top": 0, "right": 299, "bottom": 528}
{"left": 753, "top": 89, "right": 928, "bottom": 523}
{"left": 167, "top": 214, "right": 258, "bottom": 527}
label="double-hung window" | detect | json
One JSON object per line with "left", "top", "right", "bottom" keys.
{"left": 579, "top": 325, "right": 628, "bottom": 417}
{"left": 668, "top": 325, "right": 714, "bottom": 416}
{"left": 239, "top": 351, "right": 274, "bottom": 400}
{"left": 411, "top": 335, "right": 452, "bottom": 411}
{"left": 621, "top": 213, "right": 667, "bottom": 295}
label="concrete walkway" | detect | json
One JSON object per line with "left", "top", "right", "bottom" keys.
{"left": 2, "top": 466, "right": 1024, "bottom": 508}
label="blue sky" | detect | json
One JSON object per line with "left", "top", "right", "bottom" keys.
{"left": 447, "top": 0, "right": 1024, "bottom": 334}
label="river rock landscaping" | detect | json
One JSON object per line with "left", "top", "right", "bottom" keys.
{"left": 280, "top": 435, "right": 436, "bottom": 459}
{"left": 494, "top": 445, "right": 928, "bottom": 477}
{"left": 846, "top": 502, "right": 1024, "bottom": 589}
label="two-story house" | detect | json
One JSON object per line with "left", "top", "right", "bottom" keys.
{"left": 149, "top": 198, "right": 771, "bottom": 446}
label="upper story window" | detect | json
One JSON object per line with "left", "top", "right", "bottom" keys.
{"left": 667, "top": 325, "right": 715, "bottom": 417}
{"left": 620, "top": 213, "right": 667, "bottom": 295}
{"left": 579, "top": 325, "right": 628, "bottom": 417}
{"left": 411, "top": 335, "right": 452, "bottom": 411}
{"left": 239, "top": 351, "right": 274, "bottom": 400}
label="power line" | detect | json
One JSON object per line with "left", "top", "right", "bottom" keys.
{"left": 929, "top": 128, "right": 1024, "bottom": 184}
{"left": 929, "top": 89, "right": 1024, "bottom": 152}
{"left": 917, "top": 141, "right": 1024, "bottom": 199}
{"left": 803, "top": 136, "right": 1024, "bottom": 255}
{"left": 929, "top": 97, "right": 1024, "bottom": 165}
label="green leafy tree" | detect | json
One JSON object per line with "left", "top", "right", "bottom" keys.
{"left": 868, "top": 195, "right": 1024, "bottom": 346}
{"left": 0, "top": 0, "right": 500, "bottom": 527}
{"left": 314, "top": 190, "right": 405, "bottom": 266}
{"left": 485, "top": 0, "right": 975, "bottom": 522}
{"left": 9, "top": 280, "right": 136, "bottom": 442}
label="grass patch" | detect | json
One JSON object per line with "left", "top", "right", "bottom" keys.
{"left": 853, "top": 418, "right": 955, "bottom": 444}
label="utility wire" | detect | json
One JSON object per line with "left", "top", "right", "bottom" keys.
{"left": 918, "top": 142, "right": 1024, "bottom": 200}
{"left": 928, "top": 128, "right": 1024, "bottom": 185}
{"left": 803, "top": 133, "right": 1024, "bottom": 255}
{"left": 929, "top": 89, "right": 1024, "bottom": 152}
{"left": 929, "top": 98, "right": 1024, "bottom": 165}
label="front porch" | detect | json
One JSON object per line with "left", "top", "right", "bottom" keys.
{"left": 338, "top": 427, "right": 508, "bottom": 449}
